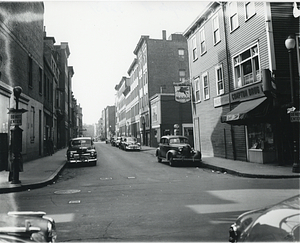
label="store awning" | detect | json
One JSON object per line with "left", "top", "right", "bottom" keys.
{"left": 221, "top": 97, "right": 273, "bottom": 125}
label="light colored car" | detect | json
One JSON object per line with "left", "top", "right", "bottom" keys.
{"left": 66, "top": 137, "right": 97, "bottom": 166}
{"left": 229, "top": 194, "right": 300, "bottom": 242}
{"left": 119, "top": 137, "right": 141, "bottom": 151}
{"left": 0, "top": 211, "right": 57, "bottom": 242}
{"left": 156, "top": 135, "right": 201, "bottom": 166}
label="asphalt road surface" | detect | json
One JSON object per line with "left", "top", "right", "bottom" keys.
{"left": 0, "top": 142, "right": 299, "bottom": 242}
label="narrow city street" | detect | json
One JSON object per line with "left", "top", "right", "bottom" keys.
{"left": 0, "top": 142, "right": 299, "bottom": 242}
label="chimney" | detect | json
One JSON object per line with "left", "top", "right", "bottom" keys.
{"left": 162, "top": 30, "right": 166, "bottom": 40}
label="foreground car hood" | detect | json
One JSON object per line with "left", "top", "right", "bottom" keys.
{"left": 230, "top": 194, "right": 300, "bottom": 242}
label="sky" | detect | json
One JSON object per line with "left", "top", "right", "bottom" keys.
{"left": 43, "top": 1, "right": 209, "bottom": 125}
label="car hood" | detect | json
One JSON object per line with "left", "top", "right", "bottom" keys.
{"left": 68, "top": 146, "right": 94, "bottom": 152}
{"left": 231, "top": 194, "right": 300, "bottom": 242}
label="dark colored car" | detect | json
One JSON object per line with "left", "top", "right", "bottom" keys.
{"left": 229, "top": 194, "right": 300, "bottom": 242}
{"left": 156, "top": 135, "right": 201, "bottom": 166}
{"left": 0, "top": 211, "right": 57, "bottom": 242}
{"left": 119, "top": 137, "right": 141, "bottom": 151}
{"left": 66, "top": 137, "right": 97, "bottom": 166}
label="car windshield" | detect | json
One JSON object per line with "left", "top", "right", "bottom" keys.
{"left": 127, "top": 137, "right": 137, "bottom": 142}
{"left": 169, "top": 137, "right": 189, "bottom": 144}
{"left": 71, "top": 139, "right": 91, "bottom": 147}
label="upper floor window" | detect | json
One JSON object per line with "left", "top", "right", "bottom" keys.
{"left": 215, "top": 64, "right": 224, "bottom": 95}
{"left": 192, "top": 36, "right": 198, "bottom": 61}
{"left": 233, "top": 44, "right": 261, "bottom": 89}
{"left": 178, "top": 49, "right": 185, "bottom": 59}
{"left": 179, "top": 70, "right": 186, "bottom": 82}
{"left": 202, "top": 72, "right": 209, "bottom": 100}
{"left": 28, "top": 56, "right": 33, "bottom": 87}
{"left": 200, "top": 27, "right": 206, "bottom": 55}
{"left": 245, "top": 2, "right": 255, "bottom": 20}
{"left": 229, "top": 2, "right": 239, "bottom": 32}
{"left": 212, "top": 14, "right": 221, "bottom": 45}
{"left": 194, "top": 77, "right": 201, "bottom": 102}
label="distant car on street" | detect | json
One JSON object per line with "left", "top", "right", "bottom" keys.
{"left": 66, "top": 137, "right": 97, "bottom": 166}
{"left": 229, "top": 194, "right": 300, "bottom": 242}
{"left": 119, "top": 137, "right": 141, "bottom": 151}
{"left": 156, "top": 135, "right": 201, "bottom": 166}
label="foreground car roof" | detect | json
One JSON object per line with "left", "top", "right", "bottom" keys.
{"left": 70, "top": 137, "right": 92, "bottom": 141}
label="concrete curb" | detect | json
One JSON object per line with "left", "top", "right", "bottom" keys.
{"left": 0, "top": 162, "right": 67, "bottom": 194}
{"left": 140, "top": 148, "right": 300, "bottom": 179}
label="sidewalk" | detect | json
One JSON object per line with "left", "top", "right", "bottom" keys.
{"left": 0, "top": 148, "right": 67, "bottom": 193}
{"left": 0, "top": 145, "right": 299, "bottom": 193}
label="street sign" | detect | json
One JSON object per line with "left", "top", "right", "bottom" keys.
{"left": 10, "top": 112, "right": 22, "bottom": 126}
{"left": 290, "top": 111, "right": 300, "bottom": 122}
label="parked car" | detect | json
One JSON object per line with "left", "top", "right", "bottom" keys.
{"left": 114, "top": 136, "right": 122, "bottom": 147}
{"left": 119, "top": 137, "right": 141, "bottom": 151}
{"left": 0, "top": 211, "right": 57, "bottom": 242}
{"left": 156, "top": 135, "right": 201, "bottom": 166}
{"left": 110, "top": 136, "right": 117, "bottom": 146}
{"left": 229, "top": 194, "right": 300, "bottom": 242}
{"left": 66, "top": 137, "right": 97, "bottom": 166}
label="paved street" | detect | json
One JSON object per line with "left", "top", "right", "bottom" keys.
{"left": 0, "top": 142, "right": 299, "bottom": 242}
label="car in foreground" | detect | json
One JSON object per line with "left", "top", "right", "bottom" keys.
{"left": 156, "top": 135, "right": 201, "bottom": 166}
{"left": 66, "top": 137, "right": 97, "bottom": 166}
{"left": 119, "top": 137, "right": 141, "bottom": 151}
{"left": 0, "top": 211, "right": 57, "bottom": 242}
{"left": 229, "top": 194, "right": 300, "bottom": 242}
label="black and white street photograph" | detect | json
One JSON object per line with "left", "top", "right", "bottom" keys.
{"left": 0, "top": 1, "right": 299, "bottom": 242}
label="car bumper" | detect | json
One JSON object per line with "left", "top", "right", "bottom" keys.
{"left": 125, "top": 146, "right": 141, "bottom": 150}
{"left": 67, "top": 158, "right": 97, "bottom": 163}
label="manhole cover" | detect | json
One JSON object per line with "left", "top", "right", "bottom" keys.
{"left": 54, "top": 189, "right": 81, "bottom": 194}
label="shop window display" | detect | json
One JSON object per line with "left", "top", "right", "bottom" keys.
{"left": 248, "top": 123, "right": 274, "bottom": 151}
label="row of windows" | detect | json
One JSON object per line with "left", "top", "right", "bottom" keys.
{"left": 193, "top": 64, "right": 224, "bottom": 103}
{"left": 192, "top": 2, "right": 256, "bottom": 61}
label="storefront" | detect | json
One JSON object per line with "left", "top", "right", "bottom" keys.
{"left": 221, "top": 84, "right": 276, "bottom": 164}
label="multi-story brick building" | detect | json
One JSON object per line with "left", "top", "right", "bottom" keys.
{"left": 133, "top": 30, "right": 190, "bottom": 146}
{"left": 184, "top": 2, "right": 299, "bottom": 167}
{"left": 0, "top": 2, "right": 45, "bottom": 163}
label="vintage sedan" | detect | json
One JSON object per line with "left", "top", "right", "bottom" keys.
{"left": 156, "top": 135, "right": 201, "bottom": 166}
{"left": 0, "top": 211, "right": 57, "bottom": 242}
{"left": 119, "top": 137, "right": 141, "bottom": 151}
{"left": 229, "top": 194, "right": 300, "bottom": 242}
{"left": 66, "top": 137, "right": 97, "bottom": 166}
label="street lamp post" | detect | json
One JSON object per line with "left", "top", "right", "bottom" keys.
{"left": 10, "top": 86, "right": 24, "bottom": 183}
{"left": 285, "top": 35, "right": 300, "bottom": 173}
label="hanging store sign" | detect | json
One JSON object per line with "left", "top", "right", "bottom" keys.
{"left": 174, "top": 85, "right": 191, "bottom": 103}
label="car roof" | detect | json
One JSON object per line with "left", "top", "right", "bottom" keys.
{"left": 70, "top": 137, "right": 92, "bottom": 141}
{"left": 161, "top": 135, "right": 188, "bottom": 139}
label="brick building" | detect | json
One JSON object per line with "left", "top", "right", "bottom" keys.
{"left": 184, "top": 2, "right": 299, "bottom": 166}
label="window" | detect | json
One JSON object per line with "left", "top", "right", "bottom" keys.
{"left": 178, "top": 49, "right": 185, "bottom": 60}
{"left": 39, "top": 68, "right": 42, "bottom": 94}
{"left": 215, "top": 65, "right": 224, "bottom": 95}
{"left": 212, "top": 14, "right": 220, "bottom": 44}
{"left": 30, "top": 106, "right": 35, "bottom": 143}
{"left": 229, "top": 2, "right": 239, "bottom": 32}
{"left": 194, "top": 77, "right": 201, "bottom": 102}
{"left": 179, "top": 70, "right": 186, "bottom": 82}
{"left": 200, "top": 27, "right": 206, "bottom": 55}
{"left": 192, "top": 36, "right": 198, "bottom": 61}
{"left": 248, "top": 123, "right": 274, "bottom": 151}
{"left": 202, "top": 72, "right": 209, "bottom": 100}
{"left": 28, "top": 56, "right": 33, "bottom": 87}
{"left": 233, "top": 44, "right": 261, "bottom": 89}
{"left": 245, "top": 2, "right": 255, "bottom": 20}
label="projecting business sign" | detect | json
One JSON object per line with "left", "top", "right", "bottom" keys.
{"left": 174, "top": 85, "right": 191, "bottom": 103}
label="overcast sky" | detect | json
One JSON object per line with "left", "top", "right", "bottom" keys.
{"left": 43, "top": 1, "right": 208, "bottom": 125}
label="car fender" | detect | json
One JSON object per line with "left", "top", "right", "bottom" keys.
{"left": 167, "top": 150, "right": 177, "bottom": 159}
